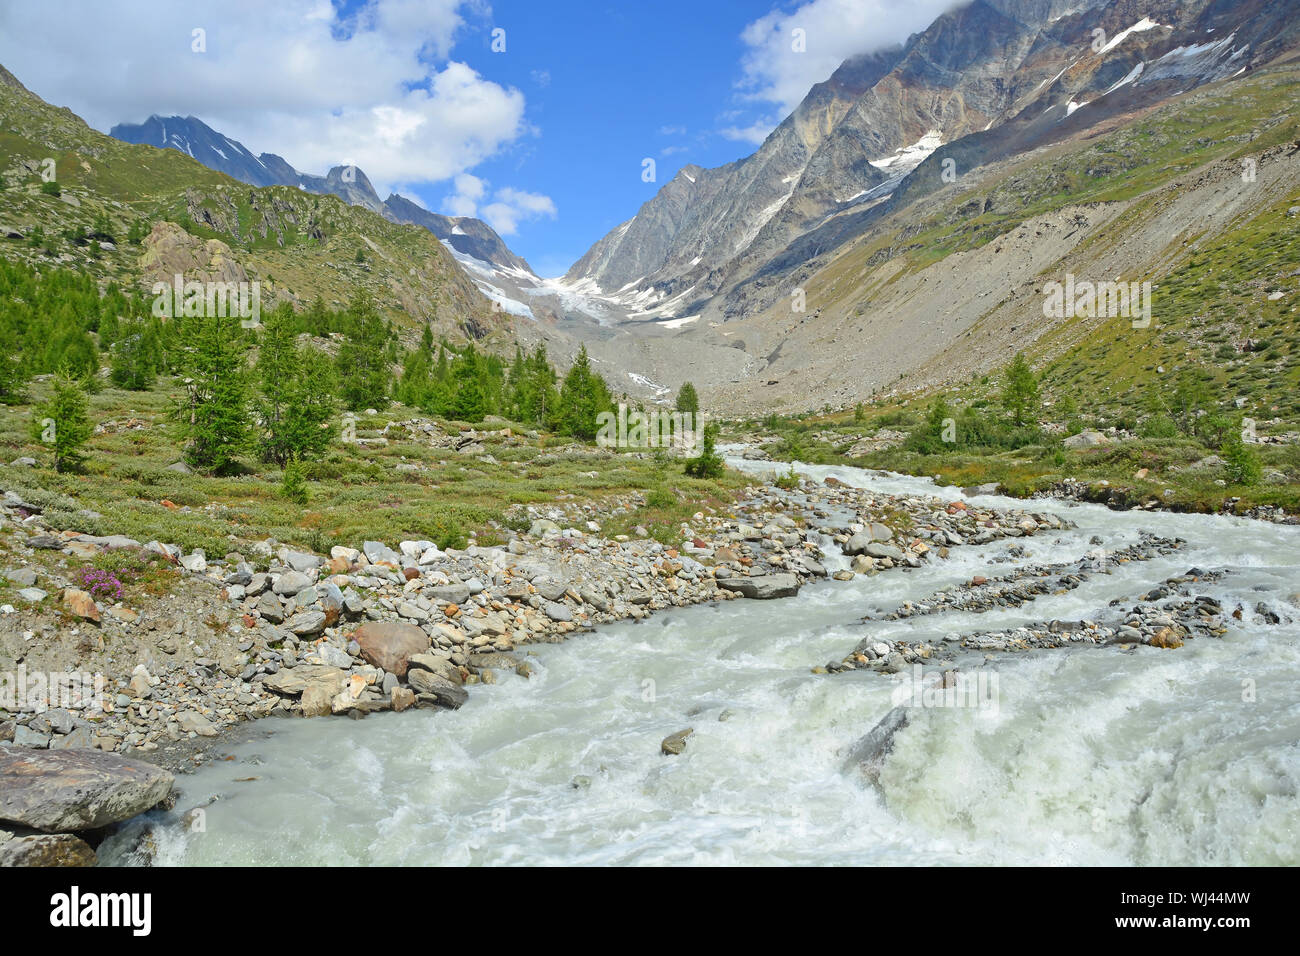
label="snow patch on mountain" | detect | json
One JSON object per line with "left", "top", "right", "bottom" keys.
{"left": 1099, "top": 17, "right": 1166, "bottom": 54}
{"left": 869, "top": 129, "right": 943, "bottom": 171}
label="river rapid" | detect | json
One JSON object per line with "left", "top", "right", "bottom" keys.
{"left": 102, "top": 458, "right": 1300, "bottom": 866}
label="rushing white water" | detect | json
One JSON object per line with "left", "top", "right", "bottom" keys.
{"left": 102, "top": 459, "right": 1300, "bottom": 866}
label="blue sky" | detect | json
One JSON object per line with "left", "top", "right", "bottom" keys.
{"left": 0, "top": 0, "right": 953, "bottom": 276}
{"left": 407, "top": 1, "right": 787, "bottom": 276}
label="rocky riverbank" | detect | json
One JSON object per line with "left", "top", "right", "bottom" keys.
{"left": 0, "top": 469, "right": 1094, "bottom": 864}
{"left": 0, "top": 474, "right": 1061, "bottom": 765}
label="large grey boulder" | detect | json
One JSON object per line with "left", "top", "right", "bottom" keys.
{"left": 282, "top": 550, "right": 323, "bottom": 572}
{"left": 408, "top": 669, "right": 469, "bottom": 709}
{"left": 272, "top": 570, "right": 312, "bottom": 596}
{"left": 864, "top": 543, "right": 905, "bottom": 562}
{"left": 1063, "top": 430, "right": 1111, "bottom": 450}
{"left": 0, "top": 749, "right": 174, "bottom": 833}
{"left": 717, "top": 573, "right": 800, "bottom": 599}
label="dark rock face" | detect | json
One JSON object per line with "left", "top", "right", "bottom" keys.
{"left": 0, "top": 748, "right": 174, "bottom": 833}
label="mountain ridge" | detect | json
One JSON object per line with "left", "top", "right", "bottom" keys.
{"left": 109, "top": 114, "right": 536, "bottom": 278}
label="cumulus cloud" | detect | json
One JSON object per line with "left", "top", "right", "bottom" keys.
{"left": 443, "top": 173, "right": 487, "bottom": 217}
{"left": 444, "top": 178, "right": 556, "bottom": 235}
{"left": 732, "top": 0, "right": 956, "bottom": 128}
{"left": 481, "top": 187, "right": 558, "bottom": 235}
{"left": 0, "top": 0, "right": 527, "bottom": 197}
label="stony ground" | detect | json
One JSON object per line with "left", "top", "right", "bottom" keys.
{"left": 1, "top": 472, "right": 1062, "bottom": 770}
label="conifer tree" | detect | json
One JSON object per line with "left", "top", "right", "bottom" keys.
{"left": 255, "top": 309, "right": 335, "bottom": 465}
{"left": 1001, "top": 353, "right": 1039, "bottom": 427}
{"left": 181, "top": 312, "right": 249, "bottom": 473}
{"left": 34, "top": 371, "right": 92, "bottom": 473}
{"left": 336, "top": 292, "right": 390, "bottom": 411}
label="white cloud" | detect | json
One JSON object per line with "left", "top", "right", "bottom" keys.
{"left": 0, "top": 0, "right": 526, "bottom": 196}
{"left": 444, "top": 178, "right": 555, "bottom": 235}
{"left": 720, "top": 119, "right": 781, "bottom": 145}
{"left": 443, "top": 173, "right": 487, "bottom": 217}
{"left": 482, "top": 187, "right": 557, "bottom": 235}
{"left": 735, "top": 0, "right": 955, "bottom": 116}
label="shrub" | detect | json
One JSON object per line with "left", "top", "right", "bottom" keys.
{"left": 645, "top": 487, "right": 678, "bottom": 509}
{"left": 684, "top": 424, "right": 725, "bottom": 479}
{"left": 1223, "top": 435, "right": 1262, "bottom": 486}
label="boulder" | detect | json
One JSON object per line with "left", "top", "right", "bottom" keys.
{"left": 282, "top": 550, "right": 322, "bottom": 572}
{"left": 352, "top": 621, "right": 430, "bottom": 679}
{"left": 529, "top": 519, "right": 560, "bottom": 537}
{"left": 255, "top": 591, "right": 284, "bottom": 623}
{"left": 661, "top": 728, "right": 693, "bottom": 755}
{"left": 285, "top": 610, "right": 327, "bottom": 636}
{"left": 0, "top": 749, "right": 174, "bottom": 832}
{"left": 272, "top": 570, "right": 312, "bottom": 596}
{"left": 543, "top": 601, "right": 573, "bottom": 622}
{"left": 1063, "top": 430, "right": 1111, "bottom": 450}
{"left": 0, "top": 831, "right": 96, "bottom": 866}
{"left": 408, "top": 653, "right": 463, "bottom": 684}
{"left": 864, "top": 543, "right": 904, "bottom": 561}
{"left": 362, "top": 541, "right": 401, "bottom": 566}
{"left": 717, "top": 573, "right": 800, "bottom": 599}
{"left": 176, "top": 711, "right": 218, "bottom": 736}
{"left": 427, "top": 583, "right": 470, "bottom": 604}
{"left": 61, "top": 588, "right": 100, "bottom": 623}
{"left": 408, "top": 669, "right": 468, "bottom": 709}
{"left": 261, "top": 664, "right": 348, "bottom": 697}
{"left": 842, "top": 533, "right": 872, "bottom": 556}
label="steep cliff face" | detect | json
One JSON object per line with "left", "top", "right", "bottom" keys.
{"left": 563, "top": 0, "right": 1297, "bottom": 330}
{"left": 565, "top": 46, "right": 901, "bottom": 300}
{"left": 382, "top": 193, "right": 535, "bottom": 276}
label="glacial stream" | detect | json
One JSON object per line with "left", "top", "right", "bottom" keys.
{"left": 103, "top": 459, "right": 1300, "bottom": 866}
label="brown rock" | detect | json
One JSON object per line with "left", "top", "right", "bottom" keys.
{"left": 391, "top": 686, "right": 415, "bottom": 712}
{"left": 402, "top": 567, "right": 420, "bottom": 581}
{"left": 61, "top": 588, "right": 101, "bottom": 623}
{"left": 661, "top": 728, "right": 694, "bottom": 756}
{"left": 1149, "top": 627, "right": 1184, "bottom": 649}
{"left": 351, "top": 621, "right": 430, "bottom": 679}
